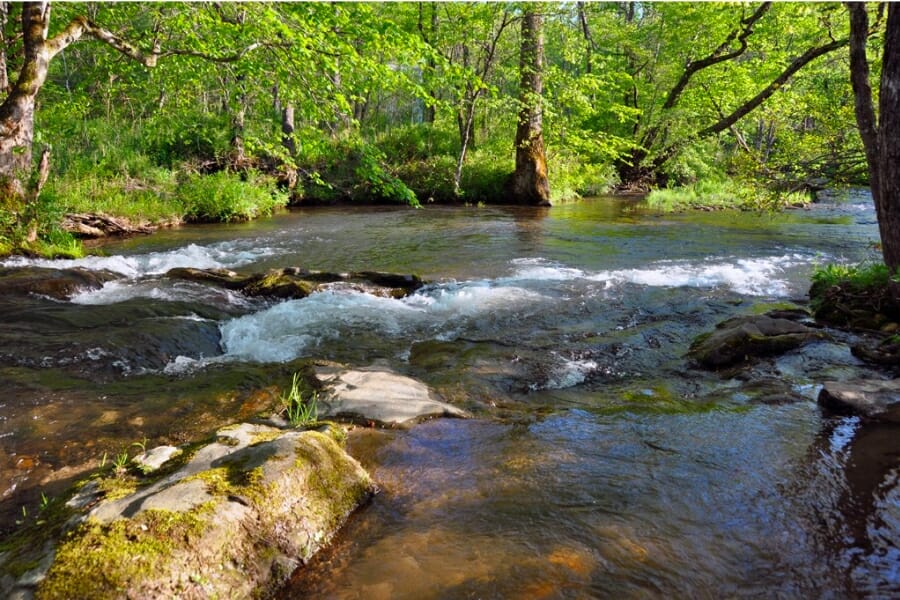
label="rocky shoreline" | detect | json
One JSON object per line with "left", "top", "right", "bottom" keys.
{"left": 0, "top": 362, "right": 468, "bottom": 599}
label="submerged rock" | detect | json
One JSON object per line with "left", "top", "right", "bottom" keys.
{"left": 5, "top": 423, "right": 373, "bottom": 600}
{"left": 315, "top": 365, "right": 469, "bottom": 425}
{"left": 689, "top": 313, "right": 826, "bottom": 368}
{"left": 166, "top": 267, "right": 424, "bottom": 300}
{"left": 818, "top": 380, "right": 900, "bottom": 423}
{"left": 0, "top": 266, "right": 119, "bottom": 300}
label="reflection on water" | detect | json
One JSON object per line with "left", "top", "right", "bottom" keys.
{"left": 286, "top": 409, "right": 895, "bottom": 598}
{"left": 1, "top": 195, "right": 897, "bottom": 595}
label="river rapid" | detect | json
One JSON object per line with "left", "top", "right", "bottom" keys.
{"left": 1, "top": 194, "right": 898, "bottom": 597}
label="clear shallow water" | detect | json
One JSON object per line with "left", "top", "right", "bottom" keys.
{"left": 1, "top": 194, "right": 897, "bottom": 596}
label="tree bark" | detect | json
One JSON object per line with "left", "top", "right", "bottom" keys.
{"left": 879, "top": 4, "right": 900, "bottom": 270}
{"left": 506, "top": 7, "right": 550, "bottom": 206}
{"left": 850, "top": 2, "right": 900, "bottom": 271}
{"left": 281, "top": 104, "right": 296, "bottom": 157}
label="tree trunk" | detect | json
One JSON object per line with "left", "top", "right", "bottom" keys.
{"left": 0, "top": 2, "right": 50, "bottom": 200}
{"left": 281, "top": 103, "right": 296, "bottom": 157}
{"left": 848, "top": 3, "right": 900, "bottom": 271}
{"left": 876, "top": 4, "right": 900, "bottom": 270}
{"left": 506, "top": 7, "right": 550, "bottom": 206}
{"left": 0, "top": 1, "right": 161, "bottom": 203}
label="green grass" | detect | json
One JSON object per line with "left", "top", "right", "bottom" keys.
{"left": 646, "top": 178, "right": 812, "bottom": 212}
{"left": 280, "top": 372, "right": 319, "bottom": 427}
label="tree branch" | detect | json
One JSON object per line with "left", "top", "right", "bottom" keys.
{"left": 696, "top": 35, "right": 849, "bottom": 138}
{"left": 663, "top": 2, "right": 772, "bottom": 110}
{"left": 46, "top": 16, "right": 159, "bottom": 64}
{"left": 46, "top": 15, "right": 266, "bottom": 66}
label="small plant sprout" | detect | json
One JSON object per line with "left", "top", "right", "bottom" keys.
{"left": 131, "top": 437, "right": 149, "bottom": 454}
{"left": 113, "top": 449, "right": 130, "bottom": 478}
{"left": 280, "top": 372, "right": 318, "bottom": 427}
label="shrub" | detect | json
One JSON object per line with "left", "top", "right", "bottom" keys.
{"left": 179, "top": 170, "right": 288, "bottom": 223}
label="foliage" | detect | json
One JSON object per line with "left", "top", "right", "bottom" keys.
{"left": 180, "top": 170, "right": 288, "bottom": 223}
{"left": 280, "top": 372, "right": 318, "bottom": 427}
{"left": 646, "top": 178, "right": 812, "bottom": 212}
{"left": 0, "top": 1, "right": 881, "bottom": 246}
{"left": 811, "top": 262, "right": 895, "bottom": 292}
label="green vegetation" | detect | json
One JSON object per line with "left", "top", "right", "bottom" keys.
{"left": 0, "top": 3, "right": 887, "bottom": 257}
{"left": 646, "top": 179, "right": 812, "bottom": 212}
{"left": 809, "top": 261, "right": 900, "bottom": 330}
{"left": 811, "top": 262, "right": 895, "bottom": 293}
{"left": 280, "top": 372, "right": 319, "bottom": 427}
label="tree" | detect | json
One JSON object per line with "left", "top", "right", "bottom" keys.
{"left": 0, "top": 2, "right": 160, "bottom": 203}
{"left": 506, "top": 5, "right": 550, "bottom": 206}
{"left": 569, "top": 3, "right": 854, "bottom": 188}
{"left": 848, "top": 2, "right": 900, "bottom": 271}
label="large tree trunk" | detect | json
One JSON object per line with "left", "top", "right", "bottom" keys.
{"left": 877, "top": 5, "right": 900, "bottom": 270}
{"left": 849, "top": 3, "right": 900, "bottom": 271}
{"left": 506, "top": 7, "right": 550, "bottom": 206}
{"left": 0, "top": 2, "right": 50, "bottom": 199}
{"left": 0, "top": 1, "right": 160, "bottom": 205}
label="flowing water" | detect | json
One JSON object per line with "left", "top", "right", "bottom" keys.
{"left": 1, "top": 194, "right": 898, "bottom": 597}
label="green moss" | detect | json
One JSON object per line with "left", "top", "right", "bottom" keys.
{"left": 749, "top": 302, "right": 807, "bottom": 315}
{"left": 185, "top": 464, "right": 264, "bottom": 500}
{"left": 93, "top": 476, "right": 140, "bottom": 501}
{"left": 37, "top": 506, "right": 213, "bottom": 600}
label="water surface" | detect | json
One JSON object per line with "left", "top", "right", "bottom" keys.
{"left": 1, "top": 194, "right": 897, "bottom": 596}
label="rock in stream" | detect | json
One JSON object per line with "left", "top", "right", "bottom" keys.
{"left": 2, "top": 423, "right": 374, "bottom": 599}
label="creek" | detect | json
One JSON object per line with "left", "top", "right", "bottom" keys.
{"left": 1, "top": 194, "right": 898, "bottom": 596}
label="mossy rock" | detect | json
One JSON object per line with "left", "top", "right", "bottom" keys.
{"left": 688, "top": 314, "right": 827, "bottom": 368}
{"left": 165, "top": 266, "right": 425, "bottom": 301}
{"left": 6, "top": 423, "right": 373, "bottom": 600}
{"left": 809, "top": 279, "right": 900, "bottom": 330}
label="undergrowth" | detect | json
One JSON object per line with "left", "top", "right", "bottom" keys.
{"left": 646, "top": 178, "right": 812, "bottom": 212}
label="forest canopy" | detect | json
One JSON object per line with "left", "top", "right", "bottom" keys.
{"left": 0, "top": 2, "right": 882, "bottom": 256}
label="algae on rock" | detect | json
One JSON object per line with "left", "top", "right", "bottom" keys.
{"left": 23, "top": 423, "right": 373, "bottom": 600}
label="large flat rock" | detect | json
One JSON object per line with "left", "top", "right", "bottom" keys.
{"left": 315, "top": 366, "right": 469, "bottom": 425}
{"left": 4, "top": 423, "right": 374, "bottom": 600}
{"left": 818, "top": 380, "right": 900, "bottom": 423}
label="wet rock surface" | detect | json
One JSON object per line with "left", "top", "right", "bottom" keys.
{"left": 0, "top": 266, "right": 120, "bottom": 300}
{"left": 314, "top": 365, "right": 469, "bottom": 425}
{"left": 166, "top": 266, "right": 424, "bottom": 300}
{"left": 818, "top": 379, "right": 900, "bottom": 423}
{"left": 2, "top": 423, "right": 374, "bottom": 600}
{"left": 689, "top": 312, "right": 827, "bottom": 368}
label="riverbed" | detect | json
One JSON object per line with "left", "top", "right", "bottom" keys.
{"left": 1, "top": 194, "right": 897, "bottom": 596}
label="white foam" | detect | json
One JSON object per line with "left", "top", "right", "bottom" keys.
{"left": 70, "top": 279, "right": 254, "bottom": 308}
{"left": 510, "top": 255, "right": 812, "bottom": 296}
{"left": 542, "top": 357, "right": 598, "bottom": 390}
{"left": 1, "top": 241, "right": 274, "bottom": 277}
{"left": 403, "top": 280, "right": 544, "bottom": 316}
{"left": 216, "top": 282, "right": 544, "bottom": 364}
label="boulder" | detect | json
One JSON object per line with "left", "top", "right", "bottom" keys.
{"left": 818, "top": 380, "right": 900, "bottom": 423}
{"left": 315, "top": 366, "right": 469, "bottom": 425}
{"left": 0, "top": 267, "right": 120, "bottom": 300}
{"left": 689, "top": 314, "right": 826, "bottom": 368}
{"left": 4, "top": 423, "right": 373, "bottom": 600}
